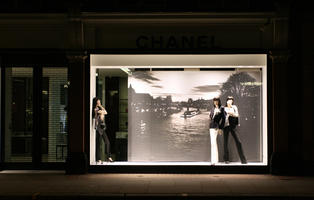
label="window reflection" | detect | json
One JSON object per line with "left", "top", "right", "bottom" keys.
{"left": 5, "top": 68, "right": 33, "bottom": 162}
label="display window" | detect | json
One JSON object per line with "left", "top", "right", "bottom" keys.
{"left": 90, "top": 54, "right": 267, "bottom": 166}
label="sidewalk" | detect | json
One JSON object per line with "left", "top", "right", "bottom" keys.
{"left": 1, "top": 170, "right": 314, "bottom": 199}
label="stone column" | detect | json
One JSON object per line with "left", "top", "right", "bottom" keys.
{"left": 269, "top": 1, "right": 293, "bottom": 174}
{"left": 65, "top": 54, "right": 88, "bottom": 174}
{"left": 301, "top": 19, "right": 314, "bottom": 172}
{"left": 65, "top": 1, "right": 88, "bottom": 174}
{"left": 269, "top": 51, "right": 291, "bottom": 174}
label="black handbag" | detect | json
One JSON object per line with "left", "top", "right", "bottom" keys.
{"left": 229, "top": 116, "right": 239, "bottom": 126}
{"left": 100, "top": 122, "right": 107, "bottom": 130}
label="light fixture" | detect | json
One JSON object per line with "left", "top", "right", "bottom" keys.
{"left": 120, "top": 67, "right": 132, "bottom": 75}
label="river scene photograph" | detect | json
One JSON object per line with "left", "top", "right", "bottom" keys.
{"left": 128, "top": 70, "right": 262, "bottom": 163}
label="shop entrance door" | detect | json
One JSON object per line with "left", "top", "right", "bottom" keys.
{"left": 1, "top": 66, "right": 68, "bottom": 168}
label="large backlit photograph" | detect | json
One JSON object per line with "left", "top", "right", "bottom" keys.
{"left": 128, "top": 70, "right": 262, "bottom": 163}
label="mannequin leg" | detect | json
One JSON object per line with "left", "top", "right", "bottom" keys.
{"left": 230, "top": 128, "right": 247, "bottom": 164}
{"left": 223, "top": 127, "right": 230, "bottom": 163}
{"left": 210, "top": 129, "right": 219, "bottom": 164}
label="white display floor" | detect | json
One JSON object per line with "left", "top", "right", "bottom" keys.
{"left": 91, "top": 161, "right": 266, "bottom": 166}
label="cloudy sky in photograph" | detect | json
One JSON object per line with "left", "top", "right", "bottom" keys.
{"left": 128, "top": 70, "right": 237, "bottom": 102}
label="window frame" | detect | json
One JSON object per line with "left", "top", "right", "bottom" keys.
{"left": 89, "top": 53, "right": 269, "bottom": 171}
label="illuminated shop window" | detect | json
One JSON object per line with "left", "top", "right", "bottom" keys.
{"left": 90, "top": 55, "right": 267, "bottom": 166}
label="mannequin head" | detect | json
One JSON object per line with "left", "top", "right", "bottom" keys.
{"left": 92, "top": 97, "right": 101, "bottom": 118}
{"left": 213, "top": 97, "right": 221, "bottom": 108}
{"left": 226, "top": 96, "right": 234, "bottom": 107}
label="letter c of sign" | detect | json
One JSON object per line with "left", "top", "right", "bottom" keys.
{"left": 136, "top": 36, "right": 149, "bottom": 48}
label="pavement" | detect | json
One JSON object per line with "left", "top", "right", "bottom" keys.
{"left": 0, "top": 170, "right": 314, "bottom": 200}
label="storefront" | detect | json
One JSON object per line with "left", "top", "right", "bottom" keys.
{"left": 71, "top": 12, "right": 275, "bottom": 173}
{"left": 89, "top": 54, "right": 268, "bottom": 169}
{"left": 0, "top": 12, "right": 275, "bottom": 172}
{"left": 1, "top": 4, "right": 312, "bottom": 174}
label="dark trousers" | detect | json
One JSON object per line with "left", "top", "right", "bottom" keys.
{"left": 96, "top": 129, "right": 111, "bottom": 161}
{"left": 223, "top": 126, "right": 247, "bottom": 163}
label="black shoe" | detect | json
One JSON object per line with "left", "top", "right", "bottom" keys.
{"left": 241, "top": 160, "right": 247, "bottom": 164}
{"left": 225, "top": 161, "right": 230, "bottom": 164}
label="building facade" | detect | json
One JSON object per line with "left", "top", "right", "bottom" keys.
{"left": 0, "top": 1, "right": 313, "bottom": 174}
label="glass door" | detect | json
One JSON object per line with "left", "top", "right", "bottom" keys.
{"left": 41, "top": 67, "right": 68, "bottom": 163}
{"left": 4, "top": 67, "right": 33, "bottom": 163}
{"left": 2, "top": 66, "right": 68, "bottom": 166}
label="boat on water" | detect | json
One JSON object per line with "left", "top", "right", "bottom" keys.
{"left": 180, "top": 110, "right": 200, "bottom": 118}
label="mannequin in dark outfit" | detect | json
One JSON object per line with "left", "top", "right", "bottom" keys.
{"left": 223, "top": 96, "right": 247, "bottom": 164}
{"left": 92, "top": 97, "right": 113, "bottom": 163}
